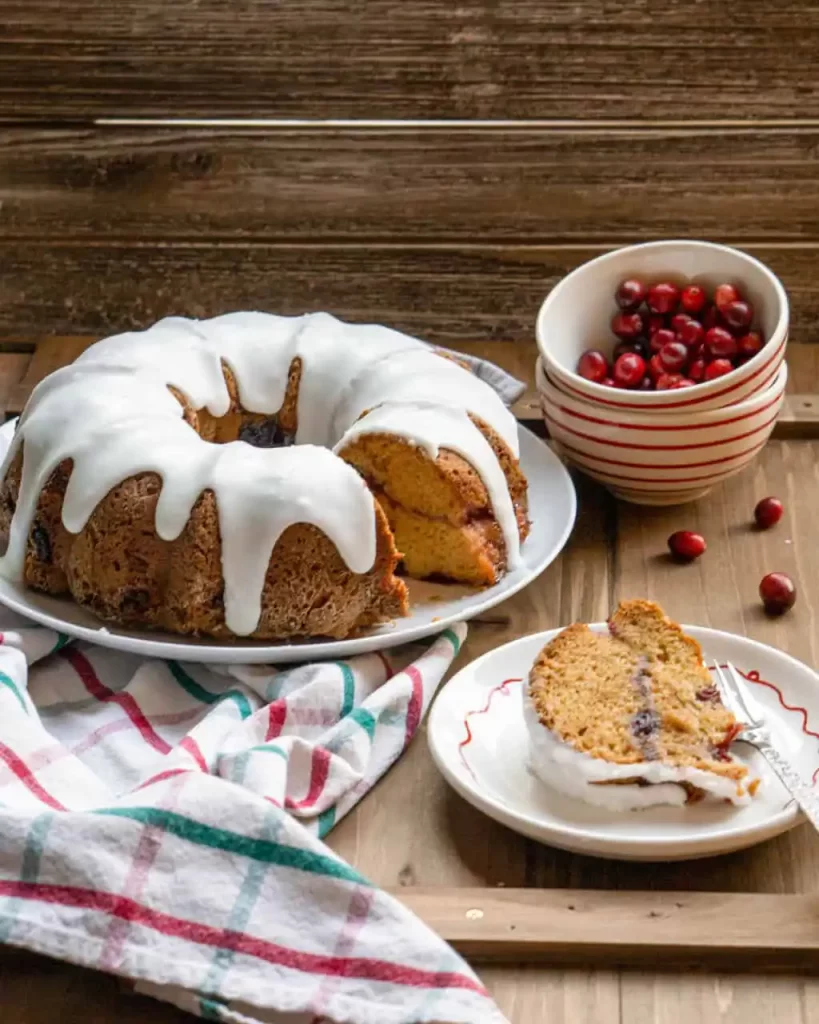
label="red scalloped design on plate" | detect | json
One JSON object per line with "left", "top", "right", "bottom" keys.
{"left": 735, "top": 667, "right": 819, "bottom": 785}
{"left": 458, "top": 677, "right": 521, "bottom": 782}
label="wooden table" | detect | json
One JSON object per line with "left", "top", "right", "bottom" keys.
{"left": 0, "top": 339, "right": 817, "bottom": 1023}
{"left": 5, "top": 1, "right": 819, "bottom": 1018}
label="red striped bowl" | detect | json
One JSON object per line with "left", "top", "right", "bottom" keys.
{"left": 536, "top": 357, "right": 788, "bottom": 505}
{"left": 536, "top": 241, "right": 788, "bottom": 413}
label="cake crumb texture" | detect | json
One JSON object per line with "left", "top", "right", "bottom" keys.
{"left": 0, "top": 330, "right": 528, "bottom": 641}
{"left": 528, "top": 599, "right": 750, "bottom": 790}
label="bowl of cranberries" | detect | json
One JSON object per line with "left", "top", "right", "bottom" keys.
{"left": 536, "top": 358, "right": 788, "bottom": 505}
{"left": 536, "top": 241, "right": 788, "bottom": 413}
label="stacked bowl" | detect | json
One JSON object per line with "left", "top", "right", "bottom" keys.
{"left": 535, "top": 241, "right": 789, "bottom": 505}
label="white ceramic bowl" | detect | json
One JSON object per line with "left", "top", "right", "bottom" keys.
{"left": 536, "top": 241, "right": 788, "bottom": 413}
{"left": 536, "top": 357, "right": 788, "bottom": 506}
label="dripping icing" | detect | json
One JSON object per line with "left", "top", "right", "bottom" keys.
{"left": 337, "top": 400, "right": 522, "bottom": 571}
{"left": 1, "top": 312, "right": 522, "bottom": 634}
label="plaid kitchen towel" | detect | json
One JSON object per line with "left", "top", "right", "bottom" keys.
{"left": 0, "top": 614, "right": 507, "bottom": 1024}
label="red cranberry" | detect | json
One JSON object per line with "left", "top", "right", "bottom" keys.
{"left": 702, "top": 304, "right": 720, "bottom": 330}
{"left": 671, "top": 378, "right": 697, "bottom": 388}
{"left": 611, "top": 312, "right": 644, "bottom": 341}
{"left": 648, "top": 353, "right": 665, "bottom": 380}
{"left": 637, "top": 376, "right": 654, "bottom": 390}
{"left": 647, "top": 282, "right": 681, "bottom": 315}
{"left": 670, "top": 313, "right": 692, "bottom": 334}
{"left": 631, "top": 709, "right": 660, "bottom": 739}
{"left": 737, "top": 331, "right": 764, "bottom": 359}
{"left": 705, "top": 326, "right": 738, "bottom": 360}
{"left": 577, "top": 350, "right": 610, "bottom": 383}
{"left": 659, "top": 340, "right": 689, "bottom": 373}
{"left": 668, "top": 530, "right": 706, "bottom": 561}
{"left": 613, "top": 352, "right": 647, "bottom": 388}
{"left": 714, "top": 283, "right": 740, "bottom": 311}
{"left": 688, "top": 358, "right": 706, "bottom": 382}
{"left": 600, "top": 377, "right": 616, "bottom": 387}
{"left": 704, "top": 358, "right": 734, "bottom": 381}
{"left": 650, "top": 327, "right": 677, "bottom": 354}
{"left": 677, "top": 318, "right": 704, "bottom": 350}
{"left": 656, "top": 372, "right": 684, "bottom": 390}
{"left": 759, "top": 572, "right": 796, "bottom": 615}
{"left": 722, "top": 299, "right": 754, "bottom": 333}
{"left": 754, "top": 496, "right": 784, "bottom": 530}
{"left": 647, "top": 314, "right": 666, "bottom": 336}
{"left": 680, "top": 284, "right": 707, "bottom": 315}
{"left": 616, "top": 279, "right": 648, "bottom": 310}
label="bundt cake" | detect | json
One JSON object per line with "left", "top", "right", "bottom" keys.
{"left": 525, "top": 600, "right": 757, "bottom": 809}
{"left": 0, "top": 312, "right": 529, "bottom": 640}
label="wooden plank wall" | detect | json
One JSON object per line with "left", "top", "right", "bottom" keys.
{"left": 1, "top": 2, "right": 819, "bottom": 348}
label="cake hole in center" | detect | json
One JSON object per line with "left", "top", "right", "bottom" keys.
{"left": 237, "top": 417, "right": 295, "bottom": 449}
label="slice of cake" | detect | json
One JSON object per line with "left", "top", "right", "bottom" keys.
{"left": 525, "top": 600, "right": 758, "bottom": 810}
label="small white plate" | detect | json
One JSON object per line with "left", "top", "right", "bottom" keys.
{"left": 428, "top": 624, "right": 819, "bottom": 861}
{"left": 0, "top": 421, "right": 576, "bottom": 664}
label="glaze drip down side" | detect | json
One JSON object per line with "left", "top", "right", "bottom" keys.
{"left": 0, "top": 312, "right": 528, "bottom": 639}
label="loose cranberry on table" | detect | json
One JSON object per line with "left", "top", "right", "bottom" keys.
{"left": 611, "top": 311, "right": 644, "bottom": 340}
{"left": 647, "top": 281, "right": 681, "bottom": 315}
{"left": 704, "top": 358, "right": 734, "bottom": 381}
{"left": 759, "top": 572, "right": 796, "bottom": 615}
{"left": 680, "top": 283, "right": 707, "bottom": 314}
{"left": 668, "top": 530, "right": 706, "bottom": 561}
{"left": 704, "top": 326, "right": 737, "bottom": 360}
{"left": 577, "top": 349, "right": 610, "bottom": 383}
{"left": 613, "top": 352, "right": 647, "bottom": 388}
{"left": 754, "top": 496, "right": 784, "bottom": 530}
{"left": 616, "top": 279, "right": 648, "bottom": 310}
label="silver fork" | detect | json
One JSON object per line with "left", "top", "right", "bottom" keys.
{"left": 713, "top": 662, "right": 819, "bottom": 831}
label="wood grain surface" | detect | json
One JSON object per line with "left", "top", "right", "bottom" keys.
{"left": 4, "top": 124, "right": 819, "bottom": 343}
{"left": 0, "top": 361, "right": 816, "bottom": 1022}
{"left": 6, "top": 125, "right": 819, "bottom": 243}
{"left": 396, "top": 888, "right": 819, "bottom": 970}
{"left": 4, "top": 1, "right": 819, "bottom": 1020}
{"left": 3, "top": 0, "right": 819, "bottom": 121}
{"left": 2, "top": 242, "right": 819, "bottom": 343}
{"left": 325, "top": 439, "right": 819, "bottom": 1018}
{"left": 3, "top": 337, "right": 818, "bottom": 440}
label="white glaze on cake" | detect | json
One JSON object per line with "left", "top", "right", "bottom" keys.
{"left": 0, "top": 312, "right": 521, "bottom": 635}
{"left": 338, "top": 401, "right": 522, "bottom": 572}
{"left": 522, "top": 689, "right": 752, "bottom": 810}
